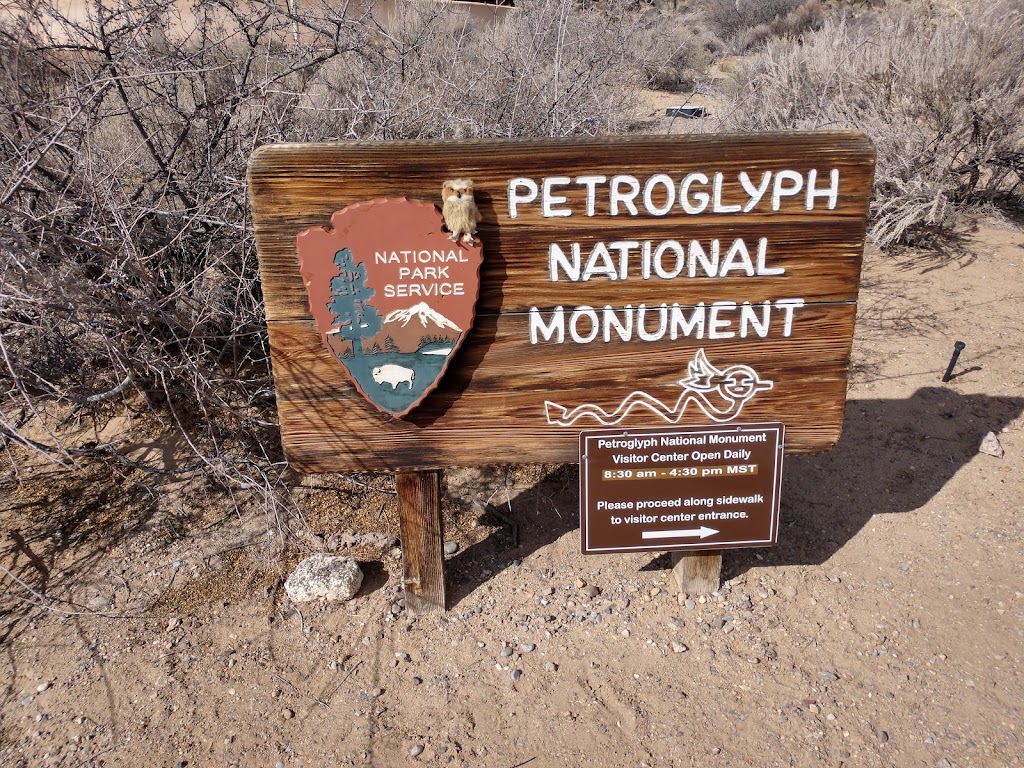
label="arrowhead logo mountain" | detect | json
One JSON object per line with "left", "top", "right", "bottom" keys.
{"left": 296, "top": 198, "right": 483, "bottom": 417}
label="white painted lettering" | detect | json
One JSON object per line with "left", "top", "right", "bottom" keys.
{"left": 575, "top": 175, "right": 607, "bottom": 217}
{"left": 529, "top": 306, "right": 564, "bottom": 344}
{"left": 543, "top": 176, "right": 572, "bottom": 218}
{"left": 712, "top": 172, "right": 741, "bottom": 213}
{"left": 610, "top": 175, "right": 640, "bottom": 216}
{"left": 569, "top": 306, "right": 600, "bottom": 343}
{"left": 507, "top": 177, "right": 538, "bottom": 218}
{"left": 739, "top": 171, "right": 772, "bottom": 212}
{"left": 806, "top": 168, "right": 840, "bottom": 210}
{"left": 680, "top": 173, "right": 709, "bottom": 214}
{"left": 549, "top": 242, "right": 581, "bottom": 281}
{"left": 772, "top": 170, "right": 804, "bottom": 209}
{"left": 643, "top": 174, "right": 676, "bottom": 216}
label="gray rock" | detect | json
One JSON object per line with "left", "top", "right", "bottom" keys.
{"left": 443, "top": 541, "right": 459, "bottom": 555}
{"left": 819, "top": 670, "right": 839, "bottom": 682}
{"left": 284, "top": 554, "right": 363, "bottom": 603}
{"left": 520, "top": 643, "right": 536, "bottom": 652}
{"left": 511, "top": 669, "right": 523, "bottom": 682}
{"left": 87, "top": 595, "right": 110, "bottom": 611}
{"left": 582, "top": 585, "right": 600, "bottom": 598}
{"left": 979, "top": 431, "right": 1004, "bottom": 458}
{"left": 410, "top": 744, "right": 424, "bottom": 757}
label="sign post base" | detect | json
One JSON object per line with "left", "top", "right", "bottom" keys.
{"left": 670, "top": 549, "right": 723, "bottom": 595}
{"left": 396, "top": 470, "right": 446, "bottom": 614}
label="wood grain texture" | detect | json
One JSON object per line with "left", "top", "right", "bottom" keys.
{"left": 396, "top": 470, "right": 445, "bottom": 614}
{"left": 249, "top": 133, "right": 875, "bottom": 320}
{"left": 270, "top": 304, "right": 857, "bottom": 472}
{"left": 671, "top": 551, "right": 723, "bottom": 595}
{"left": 248, "top": 133, "right": 875, "bottom": 472}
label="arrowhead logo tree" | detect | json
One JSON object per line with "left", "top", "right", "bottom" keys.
{"left": 297, "top": 198, "right": 483, "bottom": 417}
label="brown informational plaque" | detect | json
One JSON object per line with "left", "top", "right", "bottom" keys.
{"left": 247, "top": 133, "right": 875, "bottom": 472}
{"left": 579, "top": 423, "right": 785, "bottom": 554}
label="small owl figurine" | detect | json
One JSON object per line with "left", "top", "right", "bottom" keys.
{"left": 441, "top": 179, "right": 482, "bottom": 245}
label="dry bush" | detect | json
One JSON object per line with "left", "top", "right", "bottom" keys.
{"left": 634, "top": 10, "right": 714, "bottom": 91}
{"left": 720, "top": 0, "right": 1024, "bottom": 247}
{"left": 0, "top": 0, "right": 707, "bottom": 537}
{"left": 700, "top": 0, "right": 807, "bottom": 41}
{"left": 734, "top": 0, "right": 825, "bottom": 50}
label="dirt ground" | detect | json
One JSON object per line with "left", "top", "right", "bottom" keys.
{"left": 2, "top": 209, "right": 1024, "bottom": 768}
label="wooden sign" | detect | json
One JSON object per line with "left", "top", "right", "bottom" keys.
{"left": 247, "top": 133, "right": 875, "bottom": 473}
{"left": 580, "top": 423, "right": 785, "bottom": 554}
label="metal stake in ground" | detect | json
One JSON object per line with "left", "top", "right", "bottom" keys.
{"left": 942, "top": 341, "right": 967, "bottom": 382}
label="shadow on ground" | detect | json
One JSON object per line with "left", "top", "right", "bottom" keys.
{"left": 445, "top": 387, "right": 1024, "bottom": 606}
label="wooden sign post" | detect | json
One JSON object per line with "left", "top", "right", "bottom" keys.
{"left": 248, "top": 133, "right": 875, "bottom": 610}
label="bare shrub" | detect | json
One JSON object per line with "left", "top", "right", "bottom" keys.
{"left": 0, "top": 0, "right": 708, "bottom": 540}
{"left": 734, "top": 0, "right": 825, "bottom": 50}
{"left": 719, "top": 0, "right": 1024, "bottom": 247}
{"left": 700, "top": 0, "right": 807, "bottom": 41}
{"left": 634, "top": 10, "right": 714, "bottom": 91}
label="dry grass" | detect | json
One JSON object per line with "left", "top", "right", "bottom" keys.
{"left": 719, "top": 0, "right": 1024, "bottom": 246}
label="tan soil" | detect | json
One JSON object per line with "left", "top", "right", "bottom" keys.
{"left": 3, "top": 213, "right": 1024, "bottom": 767}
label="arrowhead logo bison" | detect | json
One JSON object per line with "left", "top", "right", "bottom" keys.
{"left": 296, "top": 198, "right": 483, "bottom": 417}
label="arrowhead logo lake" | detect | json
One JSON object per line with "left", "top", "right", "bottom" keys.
{"left": 296, "top": 198, "right": 483, "bottom": 417}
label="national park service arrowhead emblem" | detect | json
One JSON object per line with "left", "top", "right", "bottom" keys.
{"left": 296, "top": 198, "right": 483, "bottom": 417}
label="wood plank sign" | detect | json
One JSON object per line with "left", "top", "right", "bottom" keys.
{"left": 579, "top": 423, "right": 785, "bottom": 554}
{"left": 247, "top": 133, "right": 875, "bottom": 473}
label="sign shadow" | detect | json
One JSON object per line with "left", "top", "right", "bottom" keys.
{"left": 446, "top": 387, "right": 1023, "bottom": 606}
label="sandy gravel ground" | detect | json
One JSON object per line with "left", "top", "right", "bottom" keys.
{"left": 2, "top": 217, "right": 1023, "bottom": 767}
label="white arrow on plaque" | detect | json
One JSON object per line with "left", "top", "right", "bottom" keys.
{"left": 641, "top": 526, "right": 719, "bottom": 540}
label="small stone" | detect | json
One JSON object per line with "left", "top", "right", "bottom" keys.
{"left": 784, "top": 586, "right": 798, "bottom": 598}
{"left": 582, "top": 585, "right": 600, "bottom": 598}
{"left": 87, "top": 595, "right": 110, "bottom": 611}
{"left": 670, "top": 642, "right": 688, "bottom": 654}
{"left": 411, "top": 677, "right": 423, "bottom": 686}
{"left": 285, "top": 554, "right": 363, "bottom": 603}
{"left": 282, "top": 708, "right": 295, "bottom": 720}
{"left": 575, "top": 578, "right": 587, "bottom": 589}
{"left": 35, "top": 682, "right": 51, "bottom": 693}
{"left": 979, "top": 431, "right": 1004, "bottom": 458}
{"left": 511, "top": 669, "right": 523, "bottom": 682}
{"left": 395, "top": 652, "right": 411, "bottom": 662}
{"left": 819, "top": 670, "right": 839, "bottom": 682}
{"left": 876, "top": 729, "right": 889, "bottom": 743}
{"left": 684, "top": 599, "right": 695, "bottom": 610}
{"left": 500, "top": 646, "right": 514, "bottom": 658}
{"left": 544, "top": 662, "right": 558, "bottom": 672}
{"left": 520, "top": 643, "right": 536, "bottom": 652}
{"left": 808, "top": 703, "right": 821, "bottom": 714}
{"left": 166, "top": 617, "right": 181, "bottom": 632}
{"left": 410, "top": 744, "right": 424, "bottom": 757}
{"left": 443, "top": 541, "right": 459, "bottom": 555}
{"left": 620, "top": 628, "right": 630, "bottom": 638}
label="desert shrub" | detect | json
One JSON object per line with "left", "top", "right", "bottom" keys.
{"left": 720, "top": 0, "right": 1024, "bottom": 247}
{"left": 734, "top": 0, "right": 825, "bottom": 50}
{"left": 0, "top": 0, "right": 707, "bottom": 529}
{"left": 700, "top": 0, "right": 807, "bottom": 40}
{"left": 633, "top": 10, "right": 714, "bottom": 91}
